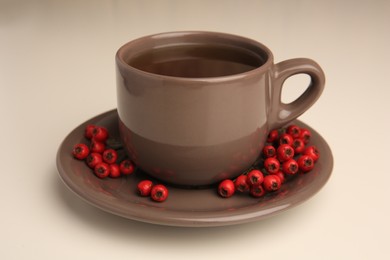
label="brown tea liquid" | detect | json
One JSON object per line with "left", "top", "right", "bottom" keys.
{"left": 128, "top": 44, "right": 265, "bottom": 78}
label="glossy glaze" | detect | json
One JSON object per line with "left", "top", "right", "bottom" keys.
{"left": 116, "top": 31, "right": 325, "bottom": 186}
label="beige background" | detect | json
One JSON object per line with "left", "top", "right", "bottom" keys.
{"left": 1, "top": 0, "right": 389, "bottom": 259}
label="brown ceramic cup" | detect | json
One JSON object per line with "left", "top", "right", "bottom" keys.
{"left": 116, "top": 31, "right": 325, "bottom": 187}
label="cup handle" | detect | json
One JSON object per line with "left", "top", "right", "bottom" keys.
{"left": 269, "top": 58, "right": 325, "bottom": 129}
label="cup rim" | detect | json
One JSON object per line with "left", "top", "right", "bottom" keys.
{"left": 116, "top": 31, "right": 274, "bottom": 82}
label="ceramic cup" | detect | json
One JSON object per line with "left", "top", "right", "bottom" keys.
{"left": 116, "top": 31, "right": 325, "bottom": 187}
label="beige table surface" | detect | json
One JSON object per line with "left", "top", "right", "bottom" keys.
{"left": 1, "top": 0, "right": 389, "bottom": 259}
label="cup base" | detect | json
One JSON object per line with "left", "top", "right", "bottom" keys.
{"left": 118, "top": 117, "right": 263, "bottom": 187}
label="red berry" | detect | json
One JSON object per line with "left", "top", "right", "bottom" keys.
{"left": 218, "top": 179, "right": 235, "bottom": 198}
{"left": 297, "top": 155, "right": 315, "bottom": 172}
{"left": 119, "top": 159, "right": 135, "bottom": 175}
{"left": 286, "top": 125, "right": 301, "bottom": 139}
{"left": 90, "top": 140, "right": 105, "bottom": 153}
{"left": 262, "top": 145, "right": 276, "bottom": 158}
{"left": 84, "top": 124, "right": 96, "bottom": 139}
{"left": 279, "top": 133, "right": 294, "bottom": 146}
{"left": 234, "top": 175, "right": 249, "bottom": 192}
{"left": 137, "top": 180, "right": 153, "bottom": 196}
{"left": 72, "top": 143, "right": 90, "bottom": 160}
{"left": 267, "top": 129, "right": 279, "bottom": 143}
{"left": 282, "top": 159, "right": 299, "bottom": 175}
{"left": 264, "top": 157, "right": 280, "bottom": 174}
{"left": 250, "top": 183, "right": 266, "bottom": 197}
{"left": 86, "top": 152, "right": 103, "bottom": 169}
{"left": 263, "top": 175, "right": 282, "bottom": 192}
{"left": 273, "top": 171, "right": 286, "bottom": 184}
{"left": 277, "top": 144, "right": 295, "bottom": 162}
{"left": 92, "top": 126, "right": 109, "bottom": 142}
{"left": 94, "top": 162, "right": 110, "bottom": 178}
{"left": 102, "top": 149, "right": 118, "bottom": 164}
{"left": 304, "top": 145, "right": 320, "bottom": 162}
{"left": 246, "top": 169, "right": 264, "bottom": 186}
{"left": 151, "top": 184, "right": 169, "bottom": 202}
{"left": 299, "top": 128, "right": 311, "bottom": 144}
{"left": 292, "top": 138, "right": 305, "bottom": 154}
{"left": 109, "top": 164, "right": 121, "bottom": 178}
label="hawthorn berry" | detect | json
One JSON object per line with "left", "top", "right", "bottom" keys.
{"left": 137, "top": 180, "right": 153, "bottom": 196}
{"left": 299, "top": 128, "right": 311, "bottom": 144}
{"left": 277, "top": 144, "right": 295, "bottom": 162}
{"left": 292, "top": 138, "right": 305, "bottom": 154}
{"left": 234, "top": 175, "right": 250, "bottom": 192}
{"left": 92, "top": 126, "right": 109, "bottom": 142}
{"left": 119, "top": 159, "right": 135, "bottom": 175}
{"left": 250, "top": 183, "right": 266, "bottom": 197}
{"left": 262, "top": 145, "right": 276, "bottom": 158}
{"left": 267, "top": 129, "right": 279, "bottom": 143}
{"left": 109, "top": 164, "right": 121, "bottom": 178}
{"left": 218, "top": 179, "right": 235, "bottom": 198}
{"left": 72, "top": 143, "right": 90, "bottom": 160}
{"left": 263, "top": 175, "right": 282, "bottom": 192}
{"left": 273, "top": 171, "right": 286, "bottom": 184}
{"left": 246, "top": 169, "right": 264, "bottom": 186}
{"left": 286, "top": 125, "right": 301, "bottom": 139}
{"left": 90, "top": 140, "right": 106, "bottom": 154}
{"left": 279, "top": 133, "right": 294, "bottom": 146}
{"left": 264, "top": 157, "right": 280, "bottom": 174}
{"left": 151, "top": 184, "right": 169, "bottom": 202}
{"left": 86, "top": 152, "right": 103, "bottom": 169}
{"left": 297, "top": 155, "right": 315, "bottom": 172}
{"left": 102, "top": 149, "right": 118, "bottom": 164}
{"left": 282, "top": 159, "right": 299, "bottom": 175}
{"left": 94, "top": 162, "right": 110, "bottom": 178}
{"left": 84, "top": 124, "right": 96, "bottom": 139}
{"left": 304, "top": 145, "right": 320, "bottom": 162}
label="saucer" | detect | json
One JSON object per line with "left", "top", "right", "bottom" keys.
{"left": 56, "top": 109, "right": 333, "bottom": 227}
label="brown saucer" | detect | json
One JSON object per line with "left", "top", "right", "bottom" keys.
{"left": 56, "top": 109, "right": 333, "bottom": 227}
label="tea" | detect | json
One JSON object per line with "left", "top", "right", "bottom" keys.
{"left": 128, "top": 44, "right": 265, "bottom": 78}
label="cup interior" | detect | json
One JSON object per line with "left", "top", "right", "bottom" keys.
{"left": 117, "top": 32, "right": 270, "bottom": 78}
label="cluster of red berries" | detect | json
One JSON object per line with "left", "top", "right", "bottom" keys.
{"left": 218, "top": 124, "right": 320, "bottom": 198}
{"left": 72, "top": 124, "right": 169, "bottom": 202}
{"left": 73, "top": 123, "right": 318, "bottom": 202}
{"left": 137, "top": 180, "right": 169, "bottom": 202}
{"left": 72, "top": 125, "right": 135, "bottom": 178}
